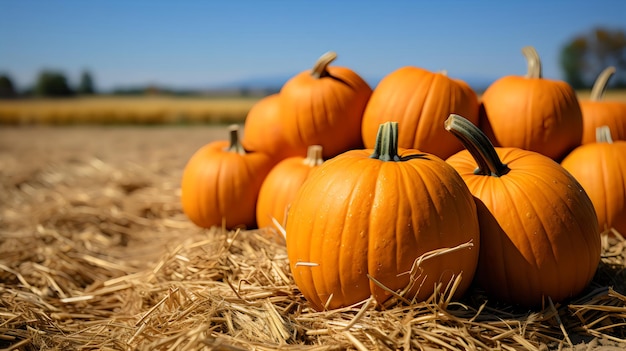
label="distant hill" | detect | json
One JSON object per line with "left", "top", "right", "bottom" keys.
{"left": 106, "top": 72, "right": 497, "bottom": 97}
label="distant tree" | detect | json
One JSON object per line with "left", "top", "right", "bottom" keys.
{"left": 560, "top": 27, "right": 626, "bottom": 88}
{"left": 559, "top": 38, "right": 588, "bottom": 90}
{"left": 0, "top": 74, "right": 17, "bottom": 98}
{"left": 35, "top": 70, "right": 74, "bottom": 97}
{"left": 77, "top": 70, "right": 96, "bottom": 95}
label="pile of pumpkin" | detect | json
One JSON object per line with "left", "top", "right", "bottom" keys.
{"left": 180, "top": 47, "right": 626, "bottom": 311}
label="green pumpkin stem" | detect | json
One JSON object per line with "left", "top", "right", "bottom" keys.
{"left": 370, "top": 121, "right": 401, "bottom": 162}
{"left": 311, "top": 51, "right": 337, "bottom": 79}
{"left": 596, "top": 125, "right": 614, "bottom": 144}
{"left": 590, "top": 67, "right": 616, "bottom": 101}
{"left": 522, "top": 46, "right": 542, "bottom": 79}
{"left": 225, "top": 124, "right": 246, "bottom": 155}
{"left": 445, "top": 114, "right": 510, "bottom": 177}
{"left": 303, "top": 145, "right": 324, "bottom": 166}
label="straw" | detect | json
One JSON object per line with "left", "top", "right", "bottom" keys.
{"left": 1, "top": 132, "right": 626, "bottom": 350}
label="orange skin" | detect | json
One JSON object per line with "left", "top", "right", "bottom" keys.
{"left": 579, "top": 100, "right": 626, "bottom": 144}
{"left": 561, "top": 140, "right": 626, "bottom": 235}
{"left": 480, "top": 76, "right": 583, "bottom": 162}
{"left": 447, "top": 147, "right": 601, "bottom": 307}
{"left": 287, "top": 145, "right": 480, "bottom": 311}
{"left": 181, "top": 139, "right": 273, "bottom": 230}
{"left": 242, "top": 93, "right": 308, "bottom": 161}
{"left": 256, "top": 146, "right": 323, "bottom": 229}
{"left": 280, "top": 53, "right": 372, "bottom": 160}
{"left": 361, "top": 67, "right": 479, "bottom": 160}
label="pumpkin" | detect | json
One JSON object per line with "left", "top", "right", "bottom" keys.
{"left": 361, "top": 67, "right": 479, "bottom": 160}
{"left": 286, "top": 121, "right": 480, "bottom": 311}
{"left": 279, "top": 51, "right": 372, "bottom": 159}
{"left": 561, "top": 126, "right": 626, "bottom": 235}
{"left": 241, "top": 93, "right": 307, "bottom": 161}
{"left": 579, "top": 67, "right": 626, "bottom": 144}
{"left": 256, "top": 145, "right": 324, "bottom": 230}
{"left": 480, "top": 46, "right": 583, "bottom": 161}
{"left": 445, "top": 114, "right": 601, "bottom": 307}
{"left": 181, "top": 125, "right": 274, "bottom": 229}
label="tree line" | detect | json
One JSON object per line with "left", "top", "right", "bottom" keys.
{"left": 0, "top": 70, "right": 95, "bottom": 98}
{"left": 560, "top": 27, "right": 626, "bottom": 89}
{"left": 1, "top": 26, "right": 624, "bottom": 99}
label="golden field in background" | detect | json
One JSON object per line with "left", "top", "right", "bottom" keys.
{"left": 0, "top": 95, "right": 261, "bottom": 125}
{"left": 1, "top": 90, "right": 625, "bottom": 125}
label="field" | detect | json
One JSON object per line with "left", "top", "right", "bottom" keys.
{"left": 1, "top": 92, "right": 626, "bottom": 350}
{"left": 0, "top": 96, "right": 261, "bottom": 125}
{"left": 1, "top": 90, "right": 626, "bottom": 125}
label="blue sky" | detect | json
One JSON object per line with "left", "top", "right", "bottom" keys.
{"left": 1, "top": 1, "right": 625, "bottom": 91}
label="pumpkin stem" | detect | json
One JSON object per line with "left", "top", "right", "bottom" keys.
{"left": 370, "top": 122, "right": 401, "bottom": 162}
{"left": 225, "top": 124, "right": 246, "bottom": 155}
{"left": 311, "top": 51, "right": 338, "bottom": 79}
{"left": 596, "top": 125, "right": 614, "bottom": 144}
{"left": 303, "top": 145, "right": 324, "bottom": 166}
{"left": 445, "top": 114, "right": 510, "bottom": 177}
{"left": 590, "top": 66, "right": 616, "bottom": 101}
{"left": 522, "top": 46, "right": 542, "bottom": 79}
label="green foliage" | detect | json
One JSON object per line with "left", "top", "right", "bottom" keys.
{"left": 78, "top": 70, "right": 96, "bottom": 95}
{"left": 0, "top": 74, "right": 17, "bottom": 98}
{"left": 35, "top": 70, "right": 74, "bottom": 97}
{"left": 560, "top": 39, "right": 587, "bottom": 90}
{"left": 560, "top": 27, "right": 626, "bottom": 89}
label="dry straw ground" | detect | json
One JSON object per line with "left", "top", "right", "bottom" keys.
{"left": 1, "top": 125, "right": 625, "bottom": 351}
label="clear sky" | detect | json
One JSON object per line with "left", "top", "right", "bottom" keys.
{"left": 1, "top": 0, "right": 625, "bottom": 91}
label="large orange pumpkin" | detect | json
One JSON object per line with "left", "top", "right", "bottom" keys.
{"left": 181, "top": 125, "right": 274, "bottom": 229}
{"left": 279, "top": 51, "right": 372, "bottom": 159}
{"left": 287, "top": 121, "right": 480, "bottom": 311}
{"left": 241, "top": 93, "right": 307, "bottom": 162}
{"left": 256, "top": 145, "right": 324, "bottom": 230}
{"left": 445, "top": 114, "right": 601, "bottom": 307}
{"left": 480, "top": 46, "right": 583, "bottom": 161}
{"left": 561, "top": 126, "right": 626, "bottom": 235}
{"left": 579, "top": 67, "right": 626, "bottom": 144}
{"left": 361, "top": 67, "right": 479, "bottom": 160}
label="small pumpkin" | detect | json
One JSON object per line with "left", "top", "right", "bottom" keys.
{"left": 181, "top": 125, "right": 274, "bottom": 229}
{"left": 361, "top": 67, "right": 479, "bottom": 159}
{"left": 280, "top": 51, "right": 372, "bottom": 159}
{"left": 287, "top": 121, "right": 480, "bottom": 311}
{"left": 445, "top": 114, "right": 601, "bottom": 307}
{"left": 480, "top": 46, "right": 583, "bottom": 161}
{"left": 561, "top": 126, "right": 626, "bottom": 235}
{"left": 579, "top": 67, "right": 626, "bottom": 144}
{"left": 256, "top": 145, "right": 324, "bottom": 230}
{"left": 241, "top": 93, "right": 307, "bottom": 162}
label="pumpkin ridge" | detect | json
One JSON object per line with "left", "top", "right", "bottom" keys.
{"left": 477, "top": 166, "right": 545, "bottom": 303}
{"left": 518, "top": 165, "right": 596, "bottom": 298}
{"left": 322, "top": 85, "right": 349, "bottom": 145}
{"left": 393, "top": 156, "right": 450, "bottom": 296}
{"left": 396, "top": 163, "right": 425, "bottom": 279}
{"left": 511, "top": 173, "right": 563, "bottom": 288}
{"left": 221, "top": 155, "right": 237, "bottom": 225}
{"left": 611, "top": 151, "right": 626, "bottom": 235}
{"left": 298, "top": 166, "right": 330, "bottom": 309}
{"left": 339, "top": 159, "right": 376, "bottom": 304}
{"left": 600, "top": 148, "right": 612, "bottom": 232}
{"left": 309, "top": 85, "right": 323, "bottom": 143}
{"left": 487, "top": 181, "right": 521, "bottom": 302}
{"left": 414, "top": 73, "right": 437, "bottom": 149}
{"left": 212, "top": 152, "right": 227, "bottom": 225}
